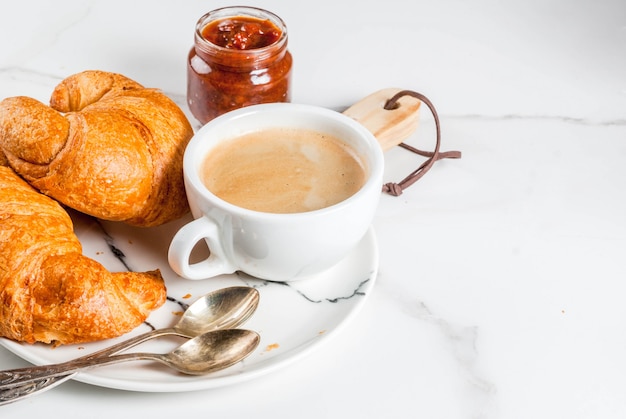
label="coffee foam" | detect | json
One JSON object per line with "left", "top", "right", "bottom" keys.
{"left": 201, "top": 127, "right": 367, "bottom": 213}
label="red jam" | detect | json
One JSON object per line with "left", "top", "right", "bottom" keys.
{"left": 202, "top": 17, "right": 281, "bottom": 50}
{"left": 187, "top": 8, "right": 293, "bottom": 124}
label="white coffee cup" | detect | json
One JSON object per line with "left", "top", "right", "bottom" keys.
{"left": 168, "top": 103, "right": 384, "bottom": 282}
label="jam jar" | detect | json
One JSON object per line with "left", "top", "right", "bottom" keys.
{"left": 187, "top": 6, "right": 293, "bottom": 124}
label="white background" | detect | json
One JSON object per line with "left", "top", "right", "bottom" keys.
{"left": 1, "top": 1, "right": 626, "bottom": 417}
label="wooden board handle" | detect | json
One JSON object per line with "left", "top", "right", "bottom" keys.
{"left": 342, "top": 88, "right": 421, "bottom": 151}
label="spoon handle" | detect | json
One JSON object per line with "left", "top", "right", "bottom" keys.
{"left": 0, "top": 352, "right": 170, "bottom": 392}
{"left": 0, "top": 327, "right": 181, "bottom": 405}
{"left": 74, "top": 327, "right": 181, "bottom": 360}
{"left": 0, "top": 374, "right": 73, "bottom": 405}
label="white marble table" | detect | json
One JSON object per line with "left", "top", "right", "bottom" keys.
{"left": 1, "top": 0, "right": 625, "bottom": 417}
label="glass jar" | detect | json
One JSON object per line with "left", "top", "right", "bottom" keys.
{"left": 187, "top": 6, "right": 293, "bottom": 124}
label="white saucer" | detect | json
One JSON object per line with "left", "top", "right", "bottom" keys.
{"left": 0, "top": 212, "right": 378, "bottom": 392}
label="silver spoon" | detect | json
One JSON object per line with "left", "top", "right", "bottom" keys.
{"left": 0, "top": 328, "right": 260, "bottom": 388}
{"left": 0, "top": 286, "right": 260, "bottom": 404}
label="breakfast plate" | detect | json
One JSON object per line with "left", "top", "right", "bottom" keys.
{"left": 0, "top": 210, "right": 378, "bottom": 392}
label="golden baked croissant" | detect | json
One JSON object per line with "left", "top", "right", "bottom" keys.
{"left": 0, "top": 70, "right": 193, "bottom": 227}
{"left": 0, "top": 166, "right": 167, "bottom": 345}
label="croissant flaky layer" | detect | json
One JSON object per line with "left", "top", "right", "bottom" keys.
{"left": 0, "top": 70, "right": 194, "bottom": 227}
{"left": 0, "top": 166, "right": 167, "bottom": 345}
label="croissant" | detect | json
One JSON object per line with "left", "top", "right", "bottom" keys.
{"left": 0, "top": 70, "right": 193, "bottom": 227}
{"left": 0, "top": 166, "right": 167, "bottom": 345}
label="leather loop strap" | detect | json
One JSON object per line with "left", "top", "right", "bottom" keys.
{"left": 381, "top": 90, "right": 461, "bottom": 196}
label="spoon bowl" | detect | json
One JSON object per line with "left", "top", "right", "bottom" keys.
{"left": 174, "top": 286, "right": 260, "bottom": 337}
{"left": 156, "top": 329, "right": 260, "bottom": 375}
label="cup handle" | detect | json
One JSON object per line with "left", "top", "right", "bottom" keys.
{"left": 168, "top": 216, "right": 237, "bottom": 280}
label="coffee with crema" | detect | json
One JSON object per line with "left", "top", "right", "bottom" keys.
{"left": 200, "top": 127, "right": 367, "bottom": 213}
